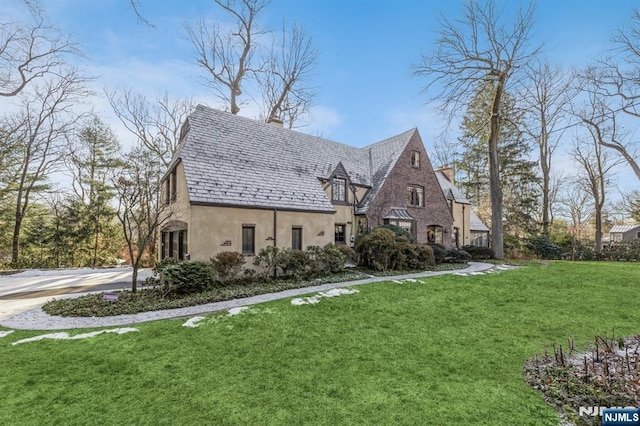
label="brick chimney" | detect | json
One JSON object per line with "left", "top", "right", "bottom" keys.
{"left": 436, "top": 166, "right": 454, "bottom": 184}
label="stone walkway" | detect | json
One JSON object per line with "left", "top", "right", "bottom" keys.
{"left": 0, "top": 262, "right": 516, "bottom": 331}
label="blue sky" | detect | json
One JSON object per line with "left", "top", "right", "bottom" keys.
{"left": 6, "top": 0, "right": 639, "bottom": 198}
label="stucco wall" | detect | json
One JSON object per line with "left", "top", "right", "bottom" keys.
{"left": 159, "top": 161, "right": 191, "bottom": 228}
{"left": 450, "top": 200, "right": 471, "bottom": 247}
{"left": 188, "top": 205, "right": 335, "bottom": 262}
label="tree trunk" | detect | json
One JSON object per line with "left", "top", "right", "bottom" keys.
{"left": 594, "top": 203, "right": 603, "bottom": 253}
{"left": 11, "top": 213, "right": 22, "bottom": 266}
{"left": 131, "top": 264, "right": 138, "bottom": 294}
{"left": 540, "top": 126, "right": 550, "bottom": 236}
{"left": 488, "top": 74, "right": 506, "bottom": 260}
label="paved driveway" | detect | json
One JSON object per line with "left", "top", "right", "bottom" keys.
{"left": 0, "top": 267, "right": 152, "bottom": 319}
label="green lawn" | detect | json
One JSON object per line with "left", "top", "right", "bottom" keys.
{"left": 1, "top": 262, "right": 639, "bottom": 425}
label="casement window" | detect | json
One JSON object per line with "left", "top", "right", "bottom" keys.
{"left": 335, "top": 224, "right": 346, "bottom": 244}
{"left": 292, "top": 227, "right": 302, "bottom": 251}
{"left": 406, "top": 185, "right": 424, "bottom": 207}
{"left": 427, "top": 225, "right": 443, "bottom": 244}
{"left": 164, "top": 168, "right": 178, "bottom": 204}
{"left": 386, "top": 219, "right": 416, "bottom": 239}
{"left": 332, "top": 177, "right": 346, "bottom": 202}
{"left": 170, "top": 169, "right": 177, "bottom": 201}
{"left": 242, "top": 225, "right": 255, "bottom": 255}
{"left": 161, "top": 229, "right": 188, "bottom": 261}
{"left": 411, "top": 151, "right": 420, "bottom": 168}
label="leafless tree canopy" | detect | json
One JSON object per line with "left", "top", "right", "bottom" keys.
{"left": 520, "top": 61, "right": 577, "bottom": 235}
{"left": 185, "top": 0, "right": 318, "bottom": 127}
{"left": 579, "top": 9, "right": 640, "bottom": 180}
{"left": 0, "top": 4, "right": 78, "bottom": 97}
{"left": 4, "top": 67, "right": 89, "bottom": 263}
{"left": 414, "top": 0, "right": 540, "bottom": 259}
{"left": 106, "top": 88, "right": 195, "bottom": 167}
{"left": 258, "top": 22, "right": 318, "bottom": 128}
{"left": 185, "top": 0, "right": 269, "bottom": 115}
{"left": 414, "top": 1, "right": 539, "bottom": 117}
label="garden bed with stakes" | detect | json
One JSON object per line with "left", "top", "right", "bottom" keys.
{"left": 523, "top": 331, "right": 640, "bottom": 426}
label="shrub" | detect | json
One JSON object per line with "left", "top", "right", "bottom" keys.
{"left": 380, "top": 223, "right": 416, "bottom": 243}
{"left": 276, "top": 249, "right": 309, "bottom": 277}
{"left": 461, "top": 245, "right": 495, "bottom": 260}
{"left": 446, "top": 248, "right": 471, "bottom": 263}
{"left": 356, "top": 228, "right": 399, "bottom": 271}
{"left": 428, "top": 243, "right": 447, "bottom": 264}
{"left": 159, "top": 261, "right": 215, "bottom": 296}
{"left": 527, "top": 235, "right": 560, "bottom": 260}
{"left": 253, "top": 245, "right": 280, "bottom": 280}
{"left": 322, "top": 243, "right": 347, "bottom": 273}
{"left": 210, "top": 251, "right": 245, "bottom": 285}
{"left": 408, "top": 244, "right": 435, "bottom": 269}
{"left": 336, "top": 244, "right": 357, "bottom": 264}
{"left": 305, "top": 244, "right": 347, "bottom": 276}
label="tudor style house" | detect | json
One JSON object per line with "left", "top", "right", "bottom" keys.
{"left": 158, "top": 105, "right": 456, "bottom": 262}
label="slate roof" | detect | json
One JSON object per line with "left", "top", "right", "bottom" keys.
{"left": 170, "top": 105, "right": 417, "bottom": 213}
{"left": 470, "top": 211, "right": 490, "bottom": 232}
{"left": 434, "top": 171, "right": 470, "bottom": 204}
{"left": 610, "top": 224, "right": 640, "bottom": 233}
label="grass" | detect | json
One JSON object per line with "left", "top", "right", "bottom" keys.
{"left": 1, "top": 261, "right": 639, "bottom": 425}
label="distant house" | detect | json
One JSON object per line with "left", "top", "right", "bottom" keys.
{"left": 434, "top": 167, "right": 490, "bottom": 248}
{"left": 158, "top": 105, "right": 455, "bottom": 262}
{"left": 609, "top": 224, "right": 640, "bottom": 244}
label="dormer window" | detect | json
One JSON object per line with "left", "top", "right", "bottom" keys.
{"left": 411, "top": 151, "right": 420, "bottom": 168}
{"left": 332, "top": 177, "right": 346, "bottom": 202}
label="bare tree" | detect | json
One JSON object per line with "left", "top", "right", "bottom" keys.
{"left": 185, "top": 0, "right": 269, "bottom": 115}
{"left": 5, "top": 68, "right": 88, "bottom": 264}
{"left": 520, "top": 62, "right": 577, "bottom": 236}
{"left": 0, "top": 4, "right": 78, "bottom": 97}
{"left": 579, "top": 9, "right": 640, "bottom": 180}
{"left": 113, "top": 145, "right": 168, "bottom": 292}
{"left": 258, "top": 22, "right": 318, "bottom": 128}
{"left": 571, "top": 94, "right": 624, "bottom": 253}
{"left": 557, "top": 185, "right": 593, "bottom": 260}
{"left": 413, "top": 0, "right": 539, "bottom": 259}
{"left": 106, "top": 89, "right": 195, "bottom": 167}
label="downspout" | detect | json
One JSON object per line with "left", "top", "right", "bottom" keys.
{"left": 462, "top": 204, "right": 466, "bottom": 247}
{"left": 273, "top": 208, "right": 277, "bottom": 279}
{"left": 273, "top": 209, "right": 277, "bottom": 247}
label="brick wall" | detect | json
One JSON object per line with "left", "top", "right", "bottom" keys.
{"left": 366, "top": 131, "right": 454, "bottom": 246}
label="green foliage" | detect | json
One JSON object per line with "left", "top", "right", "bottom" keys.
{"left": 305, "top": 244, "right": 346, "bottom": 275}
{"left": 602, "top": 241, "right": 640, "bottom": 261}
{"left": 527, "top": 235, "right": 560, "bottom": 260}
{"left": 461, "top": 245, "right": 495, "bottom": 260}
{"left": 253, "top": 245, "right": 280, "bottom": 280}
{"left": 356, "top": 228, "right": 401, "bottom": 271}
{"left": 428, "top": 243, "right": 447, "bottom": 264}
{"left": 357, "top": 228, "right": 436, "bottom": 271}
{"left": 408, "top": 244, "right": 436, "bottom": 269}
{"left": 159, "top": 261, "right": 215, "bottom": 296}
{"left": 454, "top": 81, "right": 541, "bottom": 238}
{"left": 380, "top": 223, "right": 416, "bottom": 243}
{"left": 210, "top": 251, "right": 245, "bottom": 285}
{"left": 276, "top": 248, "right": 309, "bottom": 277}
{"left": 446, "top": 248, "right": 471, "bottom": 263}
{"left": 335, "top": 244, "right": 357, "bottom": 263}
